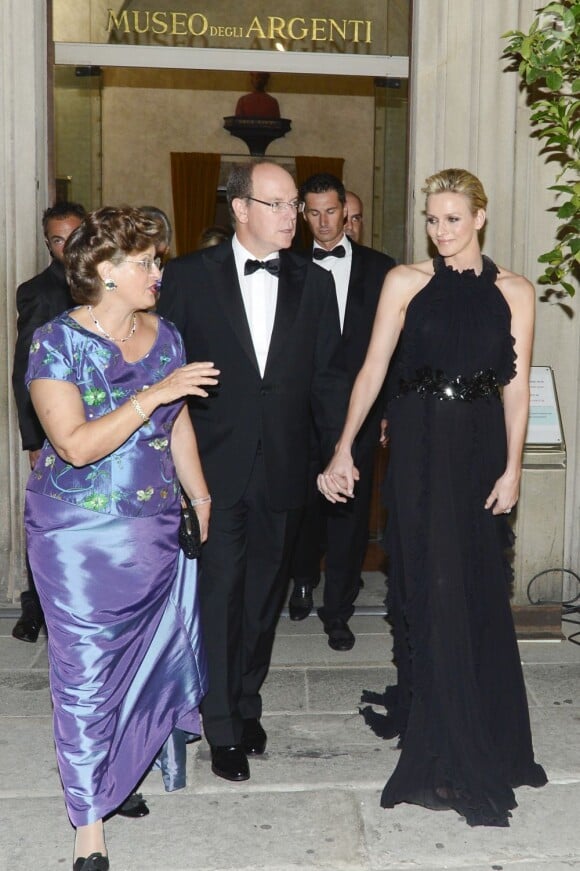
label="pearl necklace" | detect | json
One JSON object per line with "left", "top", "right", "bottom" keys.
{"left": 86, "top": 306, "right": 137, "bottom": 343}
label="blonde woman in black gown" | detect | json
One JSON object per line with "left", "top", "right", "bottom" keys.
{"left": 319, "top": 169, "right": 547, "bottom": 827}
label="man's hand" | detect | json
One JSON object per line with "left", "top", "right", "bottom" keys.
{"left": 379, "top": 418, "right": 389, "bottom": 448}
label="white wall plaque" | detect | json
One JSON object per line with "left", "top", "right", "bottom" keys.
{"left": 525, "top": 366, "right": 564, "bottom": 447}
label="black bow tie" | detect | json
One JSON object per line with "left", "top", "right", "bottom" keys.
{"left": 313, "top": 245, "right": 345, "bottom": 260}
{"left": 244, "top": 258, "right": 280, "bottom": 276}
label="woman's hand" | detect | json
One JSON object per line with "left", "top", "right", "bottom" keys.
{"left": 317, "top": 448, "right": 359, "bottom": 503}
{"left": 150, "top": 361, "right": 220, "bottom": 407}
{"left": 484, "top": 470, "right": 520, "bottom": 516}
{"left": 194, "top": 501, "right": 211, "bottom": 543}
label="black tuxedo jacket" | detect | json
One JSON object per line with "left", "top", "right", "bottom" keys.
{"left": 333, "top": 240, "right": 395, "bottom": 448}
{"left": 12, "top": 259, "right": 73, "bottom": 451}
{"left": 158, "top": 243, "right": 348, "bottom": 511}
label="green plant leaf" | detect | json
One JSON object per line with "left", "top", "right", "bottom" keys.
{"left": 520, "top": 35, "right": 533, "bottom": 59}
{"left": 502, "top": 0, "right": 579, "bottom": 299}
{"left": 560, "top": 280, "right": 576, "bottom": 296}
{"left": 541, "top": 3, "right": 568, "bottom": 17}
{"left": 546, "top": 70, "right": 564, "bottom": 90}
{"left": 558, "top": 201, "right": 577, "bottom": 218}
{"left": 562, "top": 8, "right": 576, "bottom": 29}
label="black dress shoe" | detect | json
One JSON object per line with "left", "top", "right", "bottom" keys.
{"left": 73, "top": 853, "right": 110, "bottom": 871}
{"left": 12, "top": 613, "right": 43, "bottom": 643}
{"left": 242, "top": 718, "right": 267, "bottom": 755}
{"left": 210, "top": 744, "right": 250, "bottom": 781}
{"left": 115, "top": 791, "right": 149, "bottom": 818}
{"left": 324, "top": 618, "right": 355, "bottom": 651}
{"left": 288, "top": 583, "right": 313, "bottom": 621}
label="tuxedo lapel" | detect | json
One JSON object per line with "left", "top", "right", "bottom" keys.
{"left": 343, "top": 243, "right": 365, "bottom": 340}
{"left": 263, "top": 252, "right": 304, "bottom": 376}
{"left": 204, "top": 245, "right": 260, "bottom": 373}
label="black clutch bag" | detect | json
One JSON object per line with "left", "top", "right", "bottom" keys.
{"left": 178, "top": 489, "right": 201, "bottom": 559}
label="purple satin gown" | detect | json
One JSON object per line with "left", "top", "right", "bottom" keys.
{"left": 24, "top": 313, "right": 208, "bottom": 826}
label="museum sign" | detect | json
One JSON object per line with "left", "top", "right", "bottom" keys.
{"left": 54, "top": 1, "right": 390, "bottom": 54}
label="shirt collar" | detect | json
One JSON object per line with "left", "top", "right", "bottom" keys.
{"left": 233, "top": 234, "right": 279, "bottom": 266}
{"left": 312, "top": 234, "right": 351, "bottom": 256}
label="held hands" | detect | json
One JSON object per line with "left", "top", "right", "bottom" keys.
{"left": 317, "top": 448, "right": 360, "bottom": 504}
{"left": 484, "top": 471, "right": 520, "bottom": 516}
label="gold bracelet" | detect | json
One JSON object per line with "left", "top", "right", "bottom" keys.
{"left": 191, "top": 495, "right": 211, "bottom": 506}
{"left": 130, "top": 393, "right": 150, "bottom": 425}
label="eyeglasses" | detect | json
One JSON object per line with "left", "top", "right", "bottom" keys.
{"left": 121, "top": 256, "right": 162, "bottom": 272}
{"left": 246, "top": 197, "right": 304, "bottom": 214}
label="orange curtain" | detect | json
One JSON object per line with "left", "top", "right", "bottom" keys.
{"left": 294, "top": 156, "right": 344, "bottom": 189}
{"left": 170, "top": 152, "right": 221, "bottom": 256}
{"left": 294, "top": 156, "right": 345, "bottom": 248}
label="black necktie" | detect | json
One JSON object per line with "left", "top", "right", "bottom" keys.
{"left": 244, "top": 258, "right": 280, "bottom": 276}
{"left": 312, "top": 245, "right": 345, "bottom": 260}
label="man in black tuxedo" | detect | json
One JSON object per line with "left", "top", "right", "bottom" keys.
{"left": 157, "top": 160, "right": 347, "bottom": 782}
{"left": 11, "top": 201, "right": 86, "bottom": 642}
{"left": 288, "top": 173, "right": 395, "bottom": 651}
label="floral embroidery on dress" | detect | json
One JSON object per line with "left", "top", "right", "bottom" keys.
{"left": 149, "top": 438, "right": 169, "bottom": 451}
{"left": 83, "top": 493, "right": 109, "bottom": 512}
{"left": 25, "top": 313, "right": 186, "bottom": 518}
{"left": 83, "top": 387, "right": 107, "bottom": 406}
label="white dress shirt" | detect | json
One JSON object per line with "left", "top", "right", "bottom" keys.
{"left": 312, "top": 234, "right": 352, "bottom": 333}
{"left": 233, "top": 235, "right": 278, "bottom": 377}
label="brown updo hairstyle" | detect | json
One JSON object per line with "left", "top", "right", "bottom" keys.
{"left": 421, "top": 168, "right": 488, "bottom": 214}
{"left": 63, "top": 205, "right": 160, "bottom": 304}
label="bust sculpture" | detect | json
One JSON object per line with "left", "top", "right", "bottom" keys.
{"left": 224, "top": 72, "right": 291, "bottom": 156}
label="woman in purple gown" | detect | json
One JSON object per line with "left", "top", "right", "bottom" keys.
{"left": 24, "top": 206, "right": 219, "bottom": 871}
{"left": 319, "top": 169, "right": 546, "bottom": 827}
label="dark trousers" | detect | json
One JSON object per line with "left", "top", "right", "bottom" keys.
{"left": 291, "top": 439, "right": 376, "bottom": 624}
{"left": 199, "top": 450, "right": 300, "bottom": 746}
{"left": 22, "top": 553, "right": 43, "bottom": 617}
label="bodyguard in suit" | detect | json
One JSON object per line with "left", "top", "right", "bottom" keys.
{"left": 289, "top": 174, "right": 395, "bottom": 651}
{"left": 157, "top": 160, "right": 347, "bottom": 782}
{"left": 11, "top": 201, "right": 86, "bottom": 642}
{"left": 344, "top": 190, "right": 364, "bottom": 244}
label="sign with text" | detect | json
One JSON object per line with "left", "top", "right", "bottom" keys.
{"left": 525, "top": 366, "right": 564, "bottom": 447}
{"left": 53, "top": 0, "right": 395, "bottom": 55}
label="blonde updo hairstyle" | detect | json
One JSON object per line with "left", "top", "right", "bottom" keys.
{"left": 422, "top": 168, "right": 488, "bottom": 215}
{"left": 63, "top": 205, "right": 160, "bottom": 305}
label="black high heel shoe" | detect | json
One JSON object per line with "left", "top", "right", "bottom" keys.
{"left": 73, "top": 852, "right": 110, "bottom": 871}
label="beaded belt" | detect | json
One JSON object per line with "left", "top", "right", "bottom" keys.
{"left": 397, "top": 367, "right": 500, "bottom": 401}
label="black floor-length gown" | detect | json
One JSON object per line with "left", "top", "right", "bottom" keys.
{"left": 369, "top": 256, "right": 547, "bottom": 827}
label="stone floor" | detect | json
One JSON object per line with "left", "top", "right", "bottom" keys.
{"left": 1, "top": 572, "right": 580, "bottom": 870}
